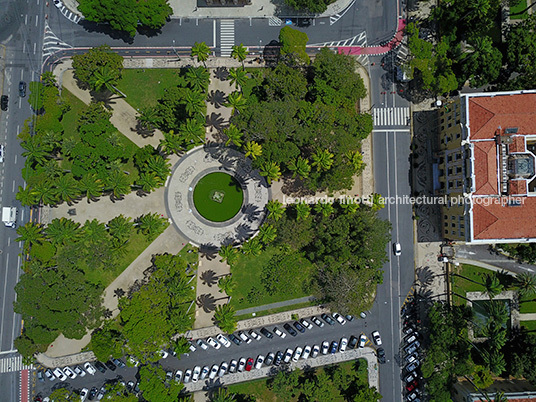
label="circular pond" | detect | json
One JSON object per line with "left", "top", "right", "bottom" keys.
{"left": 193, "top": 172, "right": 244, "bottom": 222}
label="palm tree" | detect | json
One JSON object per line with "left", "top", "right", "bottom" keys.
{"left": 516, "top": 272, "right": 536, "bottom": 298}
{"left": 16, "top": 186, "right": 38, "bottom": 207}
{"left": 287, "top": 156, "right": 311, "bottom": 179}
{"left": 231, "top": 43, "right": 248, "bottom": 67}
{"left": 224, "top": 124, "right": 243, "bottom": 147}
{"left": 89, "top": 65, "right": 120, "bottom": 93}
{"left": 179, "top": 118, "right": 205, "bottom": 148}
{"left": 105, "top": 171, "right": 131, "bottom": 200}
{"left": 184, "top": 90, "right": 205, "bottom": 116}
{"left": 244, "top": 141, "right": 262, "bottom": 160}
{"left": 138, "top": 107, "right": 160, "bottom": 132}
{"left": 219, "top": 244, "right": 238, "bottom": 265}
{"left": 240, "top": 238, "right": 262, "bottom": 256}
{"left": 146, "top": 154, "right": 171, "bottom": 183}
{"left": 136, "top": 213, "right": 167, "bottom": 241}
{"left": 225, "top": 91, "right": 247, "bottom": 115}
{"left": 258, "top": 224, "right": 277, "bottom": 244}
{"left": 228, "top": 68, "right": 248, "bottom": 90}
{"left": 159, "top": 131, "right": 183, "bottom": 156}
{"left": 34, "top": 180, "right": 57, "bottom": 206}
{"left": 311, "top": 149, "right": 334, "bottom": 172}
{"left": 315, "top": 201, "right": 335, "bottom": 217}
{"left": 41, "top": 71, "right": 57, "bottom": 87}
{"left": 53, "top": 173, "right": 80, "bottom": 204}
{"left": 483, "top": 273, "right": 504, "bottom": 299}
{"left": 218, "top": 275, "right": 237, "bottom": 295}
{"left": 483, "top": 349, "right": 506, "bottom": 376}
{"left": 78, "top": 173, "right": 103, "bottom": 201}
{"left": 137, "top": 172, "right": 160, "bottom": 193}
{"left": 21, "top": 136, "right": 48, "bottom": 167}
{"left": 266, "top": 200, "right": 285, "bottom": 221}
{"left": 213, "top": 304, "right": 237, "bottom": 334}
{"left": 81, "top": 219, "right": 108, "bottom": 246}
{"left": 260, "top": 161, "right": 281, "bottom": 184}
{"left": 107, "top": 214, "right": 133, "bottom": 247}
{"left": 41, "top": 130, "right": 62, "bottom": 152}
{"left": 41, "top": 160, "right": 63, "bottom": 178}
{"left": 190, "top": 42, "right": 211, "bottom": 67}
{"left": 185, "top": 67, "right": 211, "bottom": 92}
{"left": 340, "top": 201, "right": 359, "bottom": 214}
{"left": 345, "top": 150, "right": 364, "bottom": 172}
{"left": 46, "top": 217, "right": 81, "bottom": 246}
{"left": 211, "top": 388, "right": 236, "bottom": 402}
{"left": 16, "top": 222, "right": 44, "bottom": 250}
{"left": 295, "top": 202, "right": 311, "bottom": 220}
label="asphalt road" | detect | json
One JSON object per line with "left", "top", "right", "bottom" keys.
{"left": 456, "top": 245, "right": 536, "bottom": 275}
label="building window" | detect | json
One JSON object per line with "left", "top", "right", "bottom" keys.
{"left": 457, "top": 166, "right": 462, "bottom": 174}
{"left": 451, "top": 223, "right": 456, "bottom": 228}
{"left": 448, "top": 155, "right": 453, "bottom": 163}
{"left": 448, "top": 168, "right": 453, "bottom": 175}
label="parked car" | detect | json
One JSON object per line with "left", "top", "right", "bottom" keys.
{"left": 88, "top": 388, "right": 98, "bottom": 400}
{"left": 359, "top": 334, "right": 367, "bottom": 348}
{"left": 216, "top": 334, "right": 231, "bottom": 348}
{"left": 245, "top": 358, "right": 254, "bottom": 371}
{"left": 200, "top": 366, "right": 209, "bottom": 380}
{"left": 404, "top": 371, "right": 418, "bottom": 383}
{"left": 229, "top": 334, "right": 242, "bottom": 346}
{"left": 53, "top": 0, "right": 63, "bottom": 8}
{"left": 94, "top": 362, "right": 107, "bottom": 374}
{"left": 218, "top": 362, "right": 228, "bottom": 377}
{"left": 311, "top": 345, "right": 320, "bottom": 358}
{"left": 238, "top": 358, "right": 246, "bottom": 372}
{"left": 19, "top": 81, "right": 26, "bottom": 97}
{"left": 97, "top": 386, "right": 107, "bottom": 400}
{"left": 160, "top": 349, "right": 170, "bottom": 358}
{"left": 377, "top": 348, "right": 386, "bottom": 364}
{"left": 184, "top": 369, "right": 192, "bottom": 383}
{"left": 228, "top": 360, "right": 238, "bottom": 373}
{"left": 209, "top": 365, "right": 218, "bottom": 379}
{"left": 393, "top": 242, "right": 402, "bottom": 256}
{"left": 274, "top": 351, "right": 283, "bottom": 366}
{"left": 300, "top": 318, "right": 313, "bottom": 329}
{"left": 53, "top": 368, "right": 67, "bottom": 381}
{"left": 260, "top": 327, "right": 274, "bottom": 339}
{"left": 175, "top": 370, "right": 183, "bottom": 383}
{"left": 405, "top": 353, "right": 419, "bottom": 364}
{"left": 192, "top": 366, "right": 201, "bottom": 382}
{"left": 238, "top": 331, "right": 252, "bottom": 344}
{"left": 1, "top": 95, "right": 8, "bottom": 111}
{"left": 83, "top": 362, "right": 96, "bottom": 375}
{"left": 112, "top": 358, "right": 126, "bottom": 368}
{"left": 404, "top": 341, "right": 421, "bottom": 355}
{"left": 265, "top": 352, "right": 275, "bottom": 366}
{"left": 292, "top": 347, "right": 303, "bottom": 362}
{"left": 407, "top": 392, "right": 419, "bottom": 401}
{"left": 333, "top": 313, "right": 347, "bottom": 325}
{"left": 196, "top": 339, "right": 209, "bottom": 350}
{"left": 321, "top": 341, "right": 329, "bottom": 355}
{"left": 311, "top": 316, "right": 324, "bottom": 327}
{"left": 329, "top": 341, "right": 338, "bottom": 354}
{"left": 405, "top": 333, "right": 419, "bottom": 344}
{"left": 403, "top": 326, "right": 415, "bottom": 335}
{"left": 283, "top": 323, "right": 298, "bottom": 336}
{"left": 405, "top": 360, "right": 420, "bottom": 372}
{"left": 283, "top": 348, "right": 293, "bottom": 363}
{"left": 105, "top": 360, "right": 117, "bottom": 371}
{"left": 73, "top": 365, "right": 86, "bottom": 377}
{"left": 348, "top": 336, "right": 358, "bottom": 349}
{"left": 302, "top": 345, "right": 311, "bottom": 359}
{"left": 80, "top": 388, "right": 88, "bottom": 402}
{"left": 273, "top": 327, "right": 286, "bottom": 338}
{"left": 321, "top": 313, "right": 335, "bottom": 325}
{"left": 63, "top": 367, "right": 77, "bottom": 380}
{"left": 248, "top": 330, "right": 261, "bottom": 341}
{"left": 207, "top": 337, "right": 221, "bottom": 349}
{"left": 165, "top": 371, "right": 173, "bottom": 382}
{"left": 372, "top": 331, "right": 382, "bottom": 346}
{"left": 126, "top": 381, "right": 135, "bottom": 392}
{"left": 345, "top": 314, "right": 355, "bottom": 322}
{"left": 36, "top": 371, "right": 44, "bottom": 382}
{"left": 293, "top": 321, "right": 306, "bottom": 333}
{"left": 340, "top": 337, "right": 348, "bottom": 353}
{"left": 406, "top": 380, "right": 418, "bottom": 392}
{"left": 255, "top": 355, "right": 264, "bottom": 369}
{"left": 44, "top": 369, "right": 55, "bottom": 381}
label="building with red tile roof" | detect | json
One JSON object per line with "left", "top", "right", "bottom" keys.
{"left": 436, "top": 90, "right": 536, "bottom": 244}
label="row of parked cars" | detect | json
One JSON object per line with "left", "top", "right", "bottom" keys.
{"left": 40, "top": 358, "right": 126, "bottom": 383}
{"left": 173, "top": 332, "right": 373, "bottom": 385}
{"left": 401, "top": 300, "right": 422, "bottom": 402}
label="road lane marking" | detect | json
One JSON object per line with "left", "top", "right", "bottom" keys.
{"left": 20, "top": 70, "right": 23, "bottom": 80}
{"left": 213, "top": 20, "right": 216, "bottom": 48}
{"left": 33, "top": 43, "right": 36, "bottom": 54}
{"left": 14, "top": 154, "right": 17, "bottom": 164}
{"left": 12, "top": 180, "right": 15, "bottom": 192}
{"left": 7, "top": 237, "right": 10, "bottom": 247}
{"left": 35, "top": 15, "right": 38, "bottom": 27}
{"left": 25, "top": 15, "right": 28, "bottom": 25}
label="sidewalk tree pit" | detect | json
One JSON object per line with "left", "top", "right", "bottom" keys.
{"left": 193, "top": 172, "right": 244, "bottom": 222}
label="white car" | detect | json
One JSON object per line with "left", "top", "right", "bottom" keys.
{"left": 127, "top": 356, "right": 139, "bottom": 367}
{"left": 209, "top": 364, "right": 219, "bottom": 379}
{"left": 321, "top": 341, "right": 329, "bottom": 355}
{"left": 237, "top": 358, "right": 246, "bottom": 372}
{"left": 255, "top": 355, "right": 264, "bottom": 369}
{"left": 372, "top": 331, "right": 382, "bottom": 346}
{"left": 292, "top": 347, "right": 303, "bottom": 362}
{"left": 393, "top": 242, "right": 402, "bottom": 256}
{"left": 160, "top": 349, "right": 169, "bottom": 359}
{"left": 228, "top": 360, "right": 238, "bottom": 373}
{"left": 53, "top": 0, "right": 63, "bottom": 8}
{"left": 175, "top": 370, "right": 183, "bottom": 383}
{"left": 196, "top": 339, "right": 209, "bottom": 350}
{"left": 302, "top": 345, "right": 311, "bottom": 359}
{"left": 53, "top": 368, "right": 67, "bottom": 381}
{"left": 188, "top": 343, "right": 196, "bottom": 352}
{"left": 44, "top": 369, "right": 55, "bottom": 381}
{"left": 311, "top": 345, "right": 320, "bottom": 358}
{"left": 0, "top": 144, "right": 4, "bottom": 163}
{"left": 80, "top": 388, "right": 88, "bottom": 402}
{"left": 358, "top": 334, "right": 367, "bottom": 348}
{"left": 200, "top": 366, "right": 209, "bottom": 380}
{"left": 283, "top": 348, "right": 293, "bottom": 363}
{"left": 340, "top": 337, "right": 348, "bottom": 353}
{"left": 183, "top": 369, "right": 192, "bottom": 383}
{"left": 273, "top": 327, "right": 286, "bottom": 338}
{"left": 299, "top": 319, "right": 313, "bottom": 330}
{"left": 63, "top": 367, "right": 77, "bottom": 380}
{"left": 192, "top": 366, "right": 201, "bottom": 382}
{"left": 248, "top": 330, "right": 261, "bottom": 341}
{"left": 332, "top": 313, "right": 347, "bottom": 325}
{"left": 207, "top": 337, "right": 221, "bottom": 349}
{"left": 73, "top": 365, "right": 86, "bottom": 377}
{"left": 218, "top": 362, "right": 228, "bottom": 377}
{"left": 238, "top": 331, "right": 252, "bottom": 344}
{"left": 216, "top": 334, "right": 231, "bottom": 348}
{"left": 83, "top": 362, "right": 96, "bottom": 375}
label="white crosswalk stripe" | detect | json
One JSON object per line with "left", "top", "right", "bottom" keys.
{"left": 373, "top": 107, "right": 410, "bottom": 127}
{"left": 220, "top": 20, "right": 235, "bottom": 57}
{"left": 330, "top": 13, "right": 341, "bottom": 25}
{"left": 268, "top": 16, "right": 282, "bottom": 26}
{"left": 0, "top": 355, "right": 33, "bottom": 373}
{"left": 58, "top": 5, "right": 82, "bottom": 24}
{"left": 43, "top": 22, "right": 73, "bottom": 60}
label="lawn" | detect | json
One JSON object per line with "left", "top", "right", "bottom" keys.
{"left": 519, "top": 296, "right": 536, "bottom": 314}
{"left": 510, "top": 0, "right": 528, "bottom": 19}
{"left": 521, "top": 320, "right": 536, "bottom": 332}
{"left": 116, "top": 69, "right": 182, "bottom": 110}
{"left": 193, "top": 172, "right": 244, "bottom": 222}
{"left": 230, "top": 246, "right": 313, "bottom": 311}
{"left": 451, "top": 264, "right": 492, "bottom": 304}
{"left": 235, "top": 301, "right": 317, "bottom": 321}
{"left": 60, "top": 88, "right": 87, "bottom": 143}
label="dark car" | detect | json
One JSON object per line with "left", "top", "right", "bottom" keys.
{"left": 112, "top": 358, "right": 126, "bottom": 368}
{"left": 293, "top": 321, "right": 306, "bottom": 333}
{"left": 329, "top": 341, "right": 338, "bottom": 354}
{"left": 88, "top": 387, "right": 98, "bottom": 400}
{"left": 19, "top": 81, "right": 26, "bottom": 97}
{"left": 404, "top": 341, "right": 421, "bottom": 355}
{"left": 1, "top": 95, "right": 8, "bottom": 111}
{"left": 94, "top": 361, "right": 107, "bottom": 373}
{"left": 283, "top": 323, "right": 298, "bottom": 337}
{"left": 229, "top": 334, "right": 242, "bottom": 345}
{"left": 260, "top": 327, "right": 274, "bottom": 339}
{"left": 105, "top": 360, "right": 117, "bottom": 371}
{"left": 345, "top": 314, "right": 355, "bottom": 322}
{"left": 274, "top": 351, "right": 283, "bottom": 366}
{"left": 348, "top": 335, "right": 359, "bottom": 349}
{"left": 377, "top": 348, "right": 386, "bottom": 364}
{"left": 321, "top": 313, "right": 336, "bottom": 325}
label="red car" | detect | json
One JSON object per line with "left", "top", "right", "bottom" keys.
{"left": 406, "top": 380, "right": 418, "bottom": 392}
{"left": 245, "top": 358, "right": 254, "bottom": 372}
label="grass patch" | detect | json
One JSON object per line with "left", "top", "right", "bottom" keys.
{"left": 116, "top": 69, "right": 181, "bottom": 110}
{"left": 451, "top": 264, "right": 490, "bottom": 305}
{"left": 521, "top": 320, "right": 536, "bottom": 332}
{"left": 60, "top": 88, "right": 87, "bottom": 143}
{"left": 519, "top": 297, "right": 536, "bottom": 314}
{"left": 193, "top": 172, "right": 244, "bottom": 222}
{"left": 230, "top": 246, "right": 313, "bottom": 311}
{"left": 510, "top": 0, "right": 528, "bottom": 19}
{"left": 235, "top": 301, "right": 317, "bottom": 321}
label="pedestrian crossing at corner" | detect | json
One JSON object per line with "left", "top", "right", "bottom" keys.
{"left": 219, "top": 20, "right": 235, "bottom": 57}
{"left": 43, "top": 22, "right": 73, "bottom": 60}
{"left": 0, "top": 355, "right": 33, "bottom": 373}
{"left": 373, "top": 107, "right": 410, "bottom": 127}
{"left": 268, "top": 16, "right": 282, "bottom": 26}
{"left": 55, "top": 4, "right": 82, "bottom": 24}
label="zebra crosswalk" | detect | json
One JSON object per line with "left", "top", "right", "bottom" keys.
{"left": 219, "top": 20, "right": 235, "bottom": 57}
{"left": 373, "top": 107, "right": 410, "bottom": 127}
{"left": 268, "top": 16, "right": 282, "bottom": 26}
{"left": 311, "top": 31, "right": 368, "bottom": 66}
{"left": 43, "top": 22, "right": 73, "bottom": 60}
{"left": 0, "top": 355, "right": 33, "bottom": 373}
{"left": 55, "top": 3, "right": 82, "bottom": 24}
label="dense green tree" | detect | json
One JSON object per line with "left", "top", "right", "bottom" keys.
{"left": 259, "top": 161, "right": 282, "bottom": 184}
{"left": 462, "top": 36, "right": 502, "bottom": 87}
{"left": 218, "top": 275, "right": 237, "bottom": 295}
{"left": 279, "top": 26, "right": 310, "bottom": 64}
{"left": 516, "top": 272, "right": 536, "bottom": 298}
{"left": 184, "top": 90, "right": 205, "bottom": 116}
{"left": 269, "top": 369, "right": 300, "bottom": 402}
{"left": 179, "top": 118, "right": 205, "bottom": 149}
{"left": 90, "top": 322, "right": 124, "bottom": 361}
{"left": 89, "top": 65, "right": 121, "bottom": 93}
{"left": 108, "top": 215, "right": 133, "bottom": 248}
{"left": 16, "top": 185, "right": 38, "bottom": 207}
{"left": 136, "top": 213, "right": 167, "bottom": 241}
{"left": 228, "top": 68, "right": 248, "bottom": 90}
{"left": 483, "top": 273, "right": 504, "bottom": 299}
{"left": 311, "top": 149, "right": 334, "bottom": 172}
{"left": 211, "top": 388, "right": 236, "bottom": 402}
{"left": 53, "top": 173, "right": 81, "bottom": 204}
{"left": 295, "top": 202, "right": 311, "bottom": 220}
{"left": 231, "top": 43, "right": 248, "bottom": 67}
{"left": 137, "top": 0, "right": 173, "bottom": 30}
{"left": 283, "top": 0, "right": 334, "bottom": 13}
{"left": 159, "top": 131, "right": 183, "bottom": 156}
{"left": 314, "top": 201, "right": 335, "bottom": 217}
{"left": 224, "top": 124, "right": 243, "bottom": 147}
{"left": 213, "top": 304, "right": 237, "bottom": 333}
{"left": 105, "top": 171, "right": 131, "bottom": 200}
{"left": 138, "top": 365, "right": 184, "bottom": 401}
{"left": 244, "top": 141, "right": 262, "bottom": 160}
{"left": 72, "top": 45, "right": 124, "bottom": 89}
{"left": 266, "top": 200, "right": 285, "bottom": 221}
{"left": 258, "top": 224, "right": 277, "bottom": 244}
{"left": 185, "top": 67, "right": 210, "bottom": 92}
{"left": 226, "top": 91, "right": 247, "bottom": 114}
{"left": 46, "top": 218, "right": 81, "bottom": 246}
{"left": 219, "top": 244, "right": 239, "bottom": 266}
{"left": 287, "top": 156, "right": 311, "bottom": 179}
{"left": 21, "top": 136, "right": 48, "bottom": 167}
{"left": 16, "top": 222, "right": 44, "bottom": 250}
{"left": 78, "top": 172, "right": 104, "bottom": 201}
{"left": 191, "top": 42, "right": 211, "bottom": 67}
{"left": 240, "top": 238, "right": 263, "bottom": 256}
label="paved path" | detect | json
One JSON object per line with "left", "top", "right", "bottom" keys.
{"left": 235, "top": 296, "right": 317, "bottom": 316}
{"left": 519, "top": 313, "right": 536, "bottom": 321}
{"left": 455, "top": 258, "right": 511, "bottom": 274}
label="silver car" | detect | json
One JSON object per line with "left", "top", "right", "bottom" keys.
{"left": 192, "top": 366, "right": 201, "bottom": 382}
{"left": 218, "top": 362, "right": 228, "bottom": 377}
